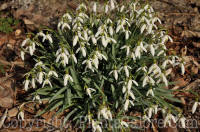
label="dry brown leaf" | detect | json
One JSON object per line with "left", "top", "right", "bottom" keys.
{"left": 8, "top": 107, "right": 19, "bottom": 118}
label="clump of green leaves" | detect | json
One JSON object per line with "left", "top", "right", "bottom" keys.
{"left": 21, "top": 0, "right": 187, "bottom": 131}
{"left": 0, "top": 15, "right": 19, "bottom": 33}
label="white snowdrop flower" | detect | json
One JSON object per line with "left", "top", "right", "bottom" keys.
{"left": 108, "top": 37, "right": 117, "bottom": 44}
{"left": 24, "top": 79, "right": 30, "bottom": 91}
{"left": 33, "top": 95, "right": 42, "bottom": 104}
{"left": 120, "top": 5, "right": 125, "bottom": 12}
{"left": 116, "top": 25, "right": 122, "bottom": 33}
{"left": 21, "top": 51, "right": 25, "bottom": 60}
{"left": 31, "top": 78, "right": 36, "bottom": 88}
{"left": 135, "top": 46, "right": 141, "bottom": 58}
{"left": 157, "top": 50, "right": 165, "bottom": 56}
{"left": 92, "top": 120, "right": 102, "bottom": 132}
{"left": 110, "top": 0, "right": 115, "bottom": 10}
{"left": 121, "top": 45, "right": 130, "bottom": 56}
{"left": 38, "top": 32, "right": 46, "bottom": 41}
{"left": 120, "top": 120, "right": 128, "bottom": 127}
{"left": 86, "top": 88, "right": 96, "bottom": 98}
{"left": 95, "top": 51, "right": 107, "bottom": 61}
{"left": 162, "top": 59, "right": 172, "bottom": 68}
{"left": 130, "top": 52, "right": 136, "bottom": 60}
{"left": 48, "top": 70, "right": 58, "bottom": 78}
{"left": 152, "top": 17, "right": 162, "bottom": 24}
{"left": 140, "top": 24, "right": 146, "bottom": 34}
{"left": 150, "top": 44, "right": 155, "bottom": 56}
{"left": 38, "top": 71, "right": 44, "bottom": 84}
{"left": 64, "top": 73, "right": 73, "bottom": 86}
{"left": 42, "top": 78, "right": 52, "bottom": 88}
{"left": 146, "top": 89, "right": 154, "bottom": 97}
{"left": 18, "top": 110, "right": 25, "bottom": 121}
{"left": 124, "top": 99, "right": 129, "bottom": 111}
{"left": 82, "top": 59, "right": 93, "bottom": 71}
{"left": 83, "top": 30, "right": 89, "bottom": 41}
{"left": 162, "top": 35, "right": 173, "bottom": 44}
{"left": 120, "top": 65, "right": 132, "bottom": 77}
{"left": 109, "top": 69, "right": 119, "bottom": 80}
{"left": 181, "top": 63, "right": 185, "bottom": 75}
{"left": 179, "top": 116, "right": 186, "bottom": 128}
{"left": 61, "top": 23, "right": 71, "bottom": 30}
{"left": 125, "top": 30, "right": 131, "bottom": 40}
{"left": 91, "top": 35, "right": 97, "bottom": 45}
{"left": 105, "top": 4, "right": 109, "bottom": 13}
{"left": 73, "top": 35, "right": 79, "bottom": 46}
{"left": 63, "top": 13, "right": 72, "bottom": 21}
{"left": 109, "top": 26, "right": 114, "bottom": 36}
{"left": 46, "top": 34, "right": 53, "bottom": 43}
{"left": 161, "top": 73, "right": 168, "bottom": 87}
{"left": 147, "top": 24, "right": 153, "bottom": 34}
{"left": 77, "top": 3, "right": 87, "bottom": 11}
{"left": 192, "top": 102, "right": 199, "bottom": 114}
{"left": 142, "top": 76, "right": 148, "bottom": 87}
{"left": 137, "top": 66, "right": 147, "bottom": 73}
{"left": 21, "top": 38, "right": 30, "bottom": 47}
{"left": 101, "top": 36, "right": 108, "bottom": 47}
{"left": 71, "top": 54, "right": 77, "bottom": 64}
{"left": 81, "top": 46, "right": 87, "bottom": 57}
{"left": 29, "top": 45, "right": 34, "bottom": 56}
{"left": 57, "top": 21, "right": 63, "bottom": 30}
{"left": 92, "top": 55, "right": 99, "bottom": 69}
{"left": 93, "top": 2, "right": 97, "bottom": 13}
{"left": 148, "top": 107, "right": 153, "bottom": 118}
{"left": 164, "top": 113, "right": 176, "bottom": 127}
{"left": 129, "top": 91, "right": 136, "bottom": 100}
{"left": 35, "top": 61, "right": 44, "bottom": 68}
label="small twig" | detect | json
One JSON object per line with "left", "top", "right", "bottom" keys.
{"left": 0, "top": 59, "right": 24, "bottom": 67}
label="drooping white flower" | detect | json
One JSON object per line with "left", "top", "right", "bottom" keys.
{"left": 110, "top": 0, "right": 115, "bottom": 10}
{"left": 82, "top": 59, "right": 93, "bottom": 70}
{"left": 24, "top": 79, "right": 30, "bottom": 91}
{"left": 95, "top": 51, "right": 107, "bottom": 61}
{"left": 46, "top": 34, "right": 53, "bottom": 43}
{"left": 150, "top": 44, "right": 155, "bottom": 56}
{"left": 64, "top": 73, "right": 73, "bottom": 86}
{"left": 109, "top": 69, "right": 119, "bottom": 80}
{"left": 91, "top": 35, "right": 97, "bottom": 45}
{"left": 179, "top": 116, "right": 186, "bottom": 128}
{"left": 86, "top": 88, "right": 96, "bottom": 98}
{"left": 92, "top": 120, "right": 102, "bottom": 132}
{"left": 192, "top": 102, "right": 199, "bottom": 114}
{"left": 164, "top": 113, "right": 176, "bottom": 127}
{"left": 120, "top": 65, "right": 132, "bottom": 77}
{"left": 31, "top": 78, "right": 36, "bottom": 88}
{"left": 21, "top": 38, "right": 30, "bottom": 47}
{"left": 143, "top": 115, "right": 151, "bottom": 122}
{"left": 42, "top": 78, "right": 52, "bottom": 88}
{"left": 181, "top": 63, "right": 185, "bottom": 75}
{"left": 121, "top": 45, "right": 130, "bottom": 56}
{"left": 93, "top": 2, "right": 97, "bottom": 13}
{"left": 48, "top": 70, "right": 58, "bottom": 78}
{"left": 124, "top": 99, "right": 129, "bottom": 111}
{"left": 140, "top": 24, "right": 146, "bottom": 34}
{"left": 146, "top": 89, "right": 154, "bottom": 97}
{"left": 38, "top": 71, "right": 44, "bottom": 84}
{"left": 109, "top": 26, "right": 114, "bottom": 36}
{"left": 125, "top": 30, "right": 131, "bottom": 40}
{"left": 161, "top": 73, "right": 168, "bottom": 87}
{"left": 18, "top": 110, "right": 25, "bottom": 121}
{"left": 71, "top": 54, "right": 77, "bottom": 64}
{"left": 33, "top": 95, "right": 42, "bottom": 104}
{"left": 73, "top": 35, "right": 79, "bottom": 46}
{"left": 61, "top": 23, "right": 71, "bottom": 30}
{"left": 101, "top": 36, "right": 108, "bottom": 47}
{"left": 21, "top": 51, "right": 25, "bottom": 60}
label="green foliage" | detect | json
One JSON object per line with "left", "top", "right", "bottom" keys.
{"left": 21, "top": 0, "right": 186, "bottom": 131}
{"left": 0, "top": 16, "right": 19, "bottom": 33}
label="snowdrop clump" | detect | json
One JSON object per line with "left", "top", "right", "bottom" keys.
{"left": 21, "top": 0, "right": 189, "bottom": 131}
